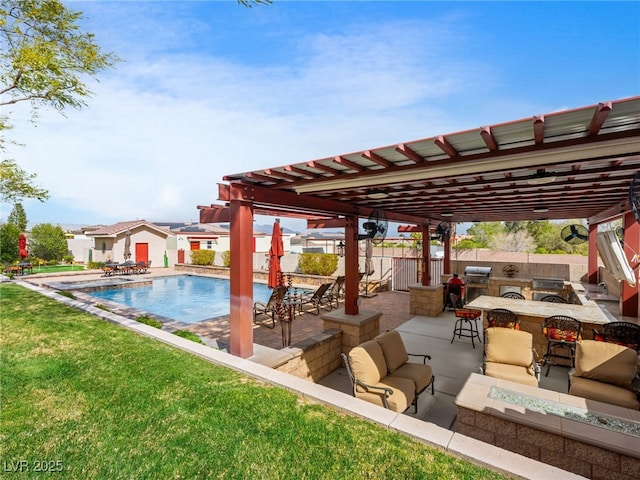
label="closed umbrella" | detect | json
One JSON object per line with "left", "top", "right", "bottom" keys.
{"left": 364, "top": 237, "right": 374, "bottom": 276}
{"left": 123, "top": 229, "right": 132, "bottom": 262}
{"left": 18, "top": 233, "right": 28, "bottom": 259}
{"left": 268, "top": 220, "right": 284, "bottom": 289}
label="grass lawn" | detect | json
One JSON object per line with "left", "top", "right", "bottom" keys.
{"left": 27, "top": 264, "right": 87, "bottom": 274}
{"left": 1, "top": 283, "right": 508, "bottom": 479}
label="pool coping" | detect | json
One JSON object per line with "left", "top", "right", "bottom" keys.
{"left": 16, "top": 279, "right": 585, "bottom": 480}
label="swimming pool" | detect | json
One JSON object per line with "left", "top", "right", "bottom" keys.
{"left": 88, "top": 275, "right": 273, "bottom": 324}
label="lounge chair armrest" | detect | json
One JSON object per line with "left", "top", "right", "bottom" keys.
{"left": 354, "top": 380, "right": 394, "bottom": 409}
{"left": 533, "top": 360, "right": 541, "bottom": 380}
{"left": 408, "top": 353, "right": 431, "bottom": 363}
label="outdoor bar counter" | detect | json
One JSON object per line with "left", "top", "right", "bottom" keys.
{"left": 465, "top": 295, "right": 612, "bottom": 361}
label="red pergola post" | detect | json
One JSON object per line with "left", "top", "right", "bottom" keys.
{"left": 344, "top": 216, "right": 359, "bottom": 315}
{"left": 420, "top": 224, "right": 430, "bottom": 286}
{"left": 443, "top": 233, "right": 451, "bottom": 275}
{"left": 229, "top": 195, "right": 255, "bottom": 358}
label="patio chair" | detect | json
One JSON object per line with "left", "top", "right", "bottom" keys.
{"left": 482, "top": 327, "right": 540, "bottom": 387}
{"left": 341, "top": 330, "right": 434, "bottom": 413}
{"left": 500, "top": 291, "right": 525, "bottom": 300}
{"left": 253, "top": 285, "right": 288, "bottom": 329}
{"left": 486, "top": 308, "right": 519, "bottom": 329}
{"left": 299, "top": 282, "right": 333, "bottom": 315}
{"left": 541, "top": 315, "right": 582, "bottom": 376}
{"left": 592, "top": 321, "right": 640, "bottom": 352}
{"left": 327, "top": 276, "right": 345, "bottom": 308}
{"left": 101, "top": 263, "right": 116, "bottom": 277}
{"left": 568, "top": 340, "right": 639, "bottom": 410}
{"left": 541, "top": 295, "right": 567, "bottom": 303}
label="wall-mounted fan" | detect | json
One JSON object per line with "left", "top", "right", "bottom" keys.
{"left": 561, "top": 224, "right": 588, "bottom": 245}
{"left": 629, "top": 171, "right": 640, "bottom": 224}
{"left": 360, "top": 209, "right": 388, "bottom": 245}
{"left": 435, "top": 222, "right": 451, "bottom": 242}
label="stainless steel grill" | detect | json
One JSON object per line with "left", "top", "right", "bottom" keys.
{"left": 463, "top": 266, "right": 492, "bottom": 286}
{"left": 463, "top": 266, "right": 492, "bottom": 303}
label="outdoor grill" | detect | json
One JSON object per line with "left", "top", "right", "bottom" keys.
{"left": 463, "top": 266, "right": 492, "bottom": 286}
{"left": 463, "top": 266, "right": 492, "bottom": 303}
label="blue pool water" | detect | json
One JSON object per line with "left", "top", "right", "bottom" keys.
{"left": 88, "top": 275, "right": 273, "bottom": 324}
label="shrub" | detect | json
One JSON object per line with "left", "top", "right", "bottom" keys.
{"left": 135, "top": 315, "right": 162, "bottom": 328}
{"left": 190, "top": 250, "right": 215, "bottom": 266}
{"left": 56, "top": 291, "right": 75, "bottom": 299}
{"left": 63, "top": 255, "right": 74, "bottom": 264}
{"left": 221, "top": 250, "right": 231, "bottom": 267}
{"left": 298, "top": 253, "right": 338, "bottom": 276}
{"left": 173, "top": 330, "right": 205, "bottom": 344}
{"left": 87, "top": 261, "right": 104, "bottom": 270}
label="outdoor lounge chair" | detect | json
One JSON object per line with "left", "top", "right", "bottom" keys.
{"left": 299, "top": 282, "right": 333, "bottom": 315}
{"left": 253, "top": 285, "right": 288, "bottom": 329}
{"left": 568, "top": 340, "right": 639, "bottom": 410}
{"left": 482, "top": 327, "right": 540, "bottom": 387}
{"left": 341, "top": 330, "right": 434, "bottom": 413}
{"left": 327, "top": 276, "right": 345, "bottom": 308}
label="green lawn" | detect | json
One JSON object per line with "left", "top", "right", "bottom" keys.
{"left": 0, "top": 283, "right": 508, "bottom": 479}
{"left": 27, "top": 264, "right": 87, "bottom": 274}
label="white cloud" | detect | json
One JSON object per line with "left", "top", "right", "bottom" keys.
{"left": 3, "top": 5, "right": 543, "bottom": 229}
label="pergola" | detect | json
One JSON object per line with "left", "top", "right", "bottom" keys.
{"left": 200, "top": 96, "right": 640, "bottom": 358}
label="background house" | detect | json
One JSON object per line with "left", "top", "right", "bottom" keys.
{"left": 86, "top": 220, "right": 175, "bottom": 267}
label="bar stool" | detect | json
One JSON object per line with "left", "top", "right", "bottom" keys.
{"left": 451, "top": 308, "right": 482, "bottom": 348}
{"left": 542, "top": 315, "right": 582, "bottom": 376}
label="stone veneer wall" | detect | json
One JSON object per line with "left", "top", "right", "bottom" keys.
{"left": 322, "top": 313, "right": 380, "bottom": 356}
{"left": 456, "top": 407, "right": 640, "bottom": 479}
{"left": 409, "top": 284, "right": 444, "bottom": 316}
{"left": 275, "top": 329, "right": 344, "bottom": 382}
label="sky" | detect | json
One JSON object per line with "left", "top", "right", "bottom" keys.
{"left": 2, "top": 1, "right": 639, "bottom": 233}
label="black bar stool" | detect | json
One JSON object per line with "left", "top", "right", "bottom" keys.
{"left": 451, "top": 308, "right": 482, "bottom": 348}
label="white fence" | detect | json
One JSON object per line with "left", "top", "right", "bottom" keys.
{"left": 391, "top": 257, "right": 444, "bottom": 291}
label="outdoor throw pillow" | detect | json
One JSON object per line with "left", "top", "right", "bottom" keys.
{"left": 375, "top": 330, "right": 409, "bottom": 373}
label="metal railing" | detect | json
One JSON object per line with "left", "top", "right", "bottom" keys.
{"left": 392, "top": 257, "right": 444, "bottom": 291}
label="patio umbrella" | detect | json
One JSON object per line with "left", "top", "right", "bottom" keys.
{"left": 268, "top": 219, "right": 284, "bottom": 289}
{"left": 364, "top": 237, "right": 374, "bottom": 276}
{"left": 123, "top": 229, "right": 132, "bottom": 262}
{"left": 18, "top": 233, "right": 27, "bottom": 259}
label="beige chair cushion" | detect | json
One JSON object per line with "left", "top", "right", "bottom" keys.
{"left": 375, "top": 330, "right": 409, "bottom": 373}
{"left": 485, "top": 362, "right": 538, "bottom": 387}
{"left": 348, "top": 341, "right": 387, "bottom": 389}
{"left": 485, "top": 327, "right": 534, "bottom": 368}
{"left": 355, "top": 376, "right": 415, "bottom": 412}
{"left": 389, "top": 363, "right": 433, "bottom": 392}
{"left": 574, "top": 340, "right": 637, "bottom": 388}
{"left": 569, "top": 376, "right": 640, "bottom": 410}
